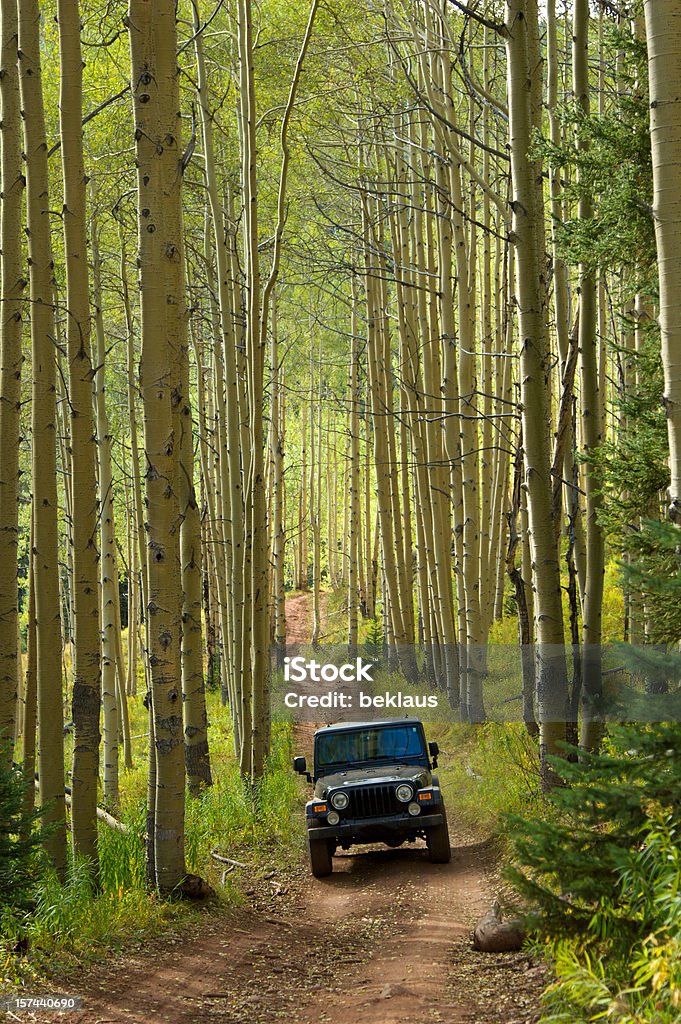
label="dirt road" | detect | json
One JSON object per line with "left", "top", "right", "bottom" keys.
{"left": 21, "top": 594, "right": 546, "bottom": 1024}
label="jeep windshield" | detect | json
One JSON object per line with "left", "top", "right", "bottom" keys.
{"left": 315, "top": 724, "right": 427, "bottom": 771}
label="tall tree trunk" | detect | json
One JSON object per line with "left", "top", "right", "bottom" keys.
{"left": 0, "top": 0, "right": 23, "bottom": 762}
{"left": 270, "top": 294, "right": 286, "bottom": 661}
{"left": 504, "top": 0, "right": 568, "bottom": 789}
{"left": 193, "top": 2, "right": 244, "bottom": 725}
{"left": 573, "top": 0, "right": 604, "bottom": 751}
{"left": 92, "top": 213, "right": 120, "bottom": 809}
{"left": 19, "top": 0, "right": 67, "bottom": 875}
{"left": 57, "top": 0, "right": 101, "bottom": 865}
{"left": 120, "top": 226, "right": 151, "bottom": 699}
{"left": 129, "top": 0, "right": 186, "bottom": 892}
{"left": 22, "top": 518, "right": 37, "bottom": 822}
{"left": 644, "top": 0, "right": 681, "bottom": 524}
{"left": 348, "top": 278, "right": 362, "bottom": 649}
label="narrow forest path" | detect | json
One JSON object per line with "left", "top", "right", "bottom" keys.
{"left": 24, "top": 594, "right": 546, "bottom": 1024}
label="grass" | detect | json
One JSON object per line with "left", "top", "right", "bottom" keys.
{"left": 1, "top": 684, "right": 305, "bottom": 989}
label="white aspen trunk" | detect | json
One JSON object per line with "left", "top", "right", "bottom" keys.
{"left": 348, "top": 277, "right": 361, "bottom": 649}
{"left": 92, "top": 218, "right": 120, "bottom": 809}
{"left": 573, "top": 0, "right": 604, "bottom": 750}
{"left": 644, "top": 0, "right": 681, "bottom": 523}
{"left": 129, "top": 0, "right": 186, "bottom": 892}
{"left": 0, "top": 0, "right": 23, "bottom": 760}
{"left": 22, "top": 516, "right": 37, "bottom": 821}
{"left": 19, "top": 0, "right": 67, "bottom": 875}
{"left": 57, "top": 0, "right": 102, "bottom": 864}
{"left": 505, "top": 0, "right": 568, "bottom": 788}
{"left": 193, "top": 5, "right": 244, "bottom": 722}
{"left": 311, "top": 370, "right": 322, "bottom": 646}
{"left": 270, "top": 295, "right": 287, "bottom": 661}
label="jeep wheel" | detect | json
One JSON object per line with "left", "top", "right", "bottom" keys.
{"left": 307, "top": 832, "right": 333, "bottom": 878}
{"left": 426, "top": 808, "right": 451, "bottom": 864}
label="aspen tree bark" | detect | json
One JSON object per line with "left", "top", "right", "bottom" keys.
{"left": 120, "top": 228, "right": 150, "bottom": 697}
{"left": 479, "top": 51, "right": 494, "bottom": 632}
{"left": 92, "top": 219, "right": 120, "bottom": 809}
{"left": 126, "top": 499, "right": 138, "bottom": 697}
{"left": 572, "top": 0, "right": 604, "bottom": 751}
{"left": 202, "top": 228, "right": 236, "bottom": 710}
{"left": 0, "top": 0, "right": 23, "bottom": 760}
{"left": 179, "top": 380, "right": 211, "bottom": 793}
{"left": 247, "top": 0, "right": 317, "bottom": 771}
{"left": 129, "top": 0, "right": 186, "bottom": 891}
{"left": 488, "top": 246, "right": 514, "bottom": 631}
{"left": 236, "top": 0, "right": 260, "bottom": 778}
{"left": 19, "top": 0, "right": 67, "bottom": 875}
{"left": 362, "top": 192, "right": 417, "bottom": 679}
{"left": 644, "top": 0, "right": 681, "bottom": 524}
{"left": 507, "top": 441, "right": 538, "bottom": 735}
{"left": 57, "top": 0, "right": 101, "bottom": 864}
{"left": 193, "top": 2, "right": 244, "bottom": 717}
{"left": 374, "top": 232, "right": 416, "bottom": 659}
{"left": 388, "top": 149, "right": 435, "bottom": 656}
{"left": 22, "top": 523, "right": 37, "bottom": 822}
{"left": 270, "top": 295, "right": 286, "bottom": 662}
{"left": 348, "top": 277, "right": 361, "bottom": 648}
{"left": 311, "top": 370, "right": 322, "bottom": 646}
{"left": 504, "top": 0, "right": 568, "bottom": 787}
{"left": 169, "top": 137, "right": 211, "bottom": 795}
{"left": 193, "top": 328, "right": 240, "bottom": 753}
{"left": 299, "top": 404, "right": 308, "bottom": 590}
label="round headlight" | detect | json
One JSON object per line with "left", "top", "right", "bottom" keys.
{"left": 331, "top": 790, "right": 349, "bottom": 810}
{"left": 408, "top": 802, "right": 421, "bottom": 816}
{"left": 327, "top": 810, "right": 340, "bottom": 826}
{"left": 396, "top": 783, "right": 414, "bottom": 803}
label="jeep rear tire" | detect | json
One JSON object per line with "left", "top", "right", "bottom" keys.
{"left": 426, "top": 807, "right": 451, "bottom": 864}
{"left": 308, "top": 832, "right": 333, "bottom": 877}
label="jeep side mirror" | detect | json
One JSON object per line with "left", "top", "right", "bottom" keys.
{"left": 428, "top": 741, "right": 439, "bottom": 767}
{"left": 293, "top": 756, "right": 312, "bottom": 782}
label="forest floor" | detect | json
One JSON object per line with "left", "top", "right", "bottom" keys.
{"left": 18, "top": 593, "right": 548, "bottom": 1024}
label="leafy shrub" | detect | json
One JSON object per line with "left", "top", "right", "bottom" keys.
{"left": 506, "top": 724, "right": 681, "bottom": 1022}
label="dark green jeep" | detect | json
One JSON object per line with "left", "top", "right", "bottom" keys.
{"left": 293, "top": 718, "right": 451, "bottom": 878}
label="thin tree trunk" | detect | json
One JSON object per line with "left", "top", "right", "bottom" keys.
{"left": 504, "top": 0, "right": 568, "bottom": 789}
{"left": 644, "top": 0, "right": 681, "bottom": 523}
{"left": 572, "top": 0, "right": 604, "bottom": 751}
{"left": 92, "top": 212, "right": 120, "bottom": 810}
{"left": 0, "top": 0, "right": 23, "bottom": 761}
{"left": 57, "top": 0, "right": 101, "bottom": 865}
{"left": 348, "top": 278, "right": 361, "bottom": 649}
{"left": 270, "top": 295, "right": 287, "bottom": 663}
{"left": 22, "top": 518, "right": 37, "bottom": 823}
{"left": 19, "top": 0, "right": 67, "bottom": 875}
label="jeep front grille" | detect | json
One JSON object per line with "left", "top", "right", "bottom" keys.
{"left": 349, "top": 784, "right": 400, "bottom": 819}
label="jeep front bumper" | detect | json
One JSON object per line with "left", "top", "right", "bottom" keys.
{"left": 307, "top": 812, "right": 444, "bottom": 839}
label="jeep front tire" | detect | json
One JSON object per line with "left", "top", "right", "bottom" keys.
{"left": 307, "top": 831, "right": 333, "bottom": 877}
{"left": 426, "top": 807, "right": 451, "bottom": 864}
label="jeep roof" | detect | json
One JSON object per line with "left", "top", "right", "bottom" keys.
{"left": 314, "top": 717, "right": 424, "bottom": 734}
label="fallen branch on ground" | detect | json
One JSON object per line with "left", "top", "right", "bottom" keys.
{"left": 34, "top": 780, "right": 128, "bottom": 834}
{"left": 210, "top": 850, "right": 247, "bottom": 868}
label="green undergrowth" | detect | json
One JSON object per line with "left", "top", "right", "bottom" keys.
{"left": 506, "top": 725, "right": 681, "bottom": 1023}
{"left": 430, "top": 721, "right": 545, "bottom": 838}
{"left": 1, "top": 709, "right": 303, "bottom": 988}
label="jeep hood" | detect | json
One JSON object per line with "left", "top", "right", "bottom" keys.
{"left": 315, "top": 764, "right": 430, "bottom": 798}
